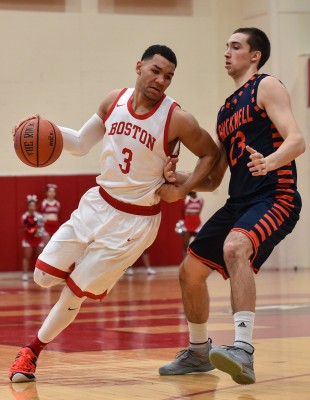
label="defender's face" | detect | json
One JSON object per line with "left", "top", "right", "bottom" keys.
{"left": 136, "top": 54, "right": 175, "bottom": 101}
{"left": 224, "top": 33, "right": 254, "bottom": 77}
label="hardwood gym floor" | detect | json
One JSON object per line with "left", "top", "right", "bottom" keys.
{"left": 0, "top": 266, "right": 309, "bottom": 399}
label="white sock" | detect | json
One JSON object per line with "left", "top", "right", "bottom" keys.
{"left": 188, "top": 321, "right": 208, "bottom": 349}
{"left": 233, "top": 311, "right": 255, "bottom": 349}
{"left": 38, "top": 285, "right": 86, "bottom": 343}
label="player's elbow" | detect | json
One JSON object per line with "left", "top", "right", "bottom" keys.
{"left": 71, "top": 149, "right": 90, "bottom": 157}
{"left": 292, "top": 133, "right": 306, "bottom": 158}
{"left": 206, "top": 175, "right": 223, "bottom": 191}
{"left": 63, "top": 143, "right": 90, "bottom": 156}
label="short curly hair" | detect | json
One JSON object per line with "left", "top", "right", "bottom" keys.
{"left": 141, "top": 45, "right": 177, "bottom": 68}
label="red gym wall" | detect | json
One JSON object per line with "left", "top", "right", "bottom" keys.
{"left": 0, "top": 175, "right": 184, "bottom": 272}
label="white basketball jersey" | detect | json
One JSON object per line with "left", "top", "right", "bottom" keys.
{"left": 96, "top": 88, "right": 178, "bottom": 206}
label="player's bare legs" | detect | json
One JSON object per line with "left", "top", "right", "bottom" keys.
{"left": 159, "top": 256, "right": 214, "bottom": 375}
{"left": 209, "top": 231, "right": 256, "bottom": 384}
{"left": 179, "top": 255, "right": 213, "bottom": 323}
{"left": 224, "top": 231, "right": 255, "bottom": 312}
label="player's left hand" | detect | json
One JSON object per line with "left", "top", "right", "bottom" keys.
{"left": 246, "top": 145, "right": 268, "bottom": 176}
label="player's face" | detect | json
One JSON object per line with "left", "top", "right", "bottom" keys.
{"left": 224, "top": 33, "right": 258, "bottom": 78}
{"left": 136, "top": 54, "right": 175, "bottom": 102}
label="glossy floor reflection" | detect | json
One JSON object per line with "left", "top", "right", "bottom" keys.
{"left": 0, "top": 266, "right": 309, "bottom": 399}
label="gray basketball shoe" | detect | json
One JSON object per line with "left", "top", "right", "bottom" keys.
{"left": 209, "top": 343, "right": 255, "bottom": 384}
{"left": 159, "top": 338, "right": 214, "bottom": 375}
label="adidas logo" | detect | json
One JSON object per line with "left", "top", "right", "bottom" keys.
{"left": 238, "top": 322, "right": 247, "bottom": 328}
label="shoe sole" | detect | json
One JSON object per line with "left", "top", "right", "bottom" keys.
{"left": 159, "top": 364, "right": 215, "bottom": 376}
{"left": 209, "top": 350, "right": 255, "bottom": 385}
{"left": 10, "top": 373, "right": 36, "bottom": 383}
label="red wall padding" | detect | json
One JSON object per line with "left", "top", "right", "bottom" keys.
{"left": 0, "top": 175, "right": 183, "bottom": 272}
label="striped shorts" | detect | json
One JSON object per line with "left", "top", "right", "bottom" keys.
{"left": 188, "top": 187, "right": 302, "bottom": 279}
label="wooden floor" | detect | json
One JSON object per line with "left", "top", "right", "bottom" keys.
{"left": 0, "top": 266, "right": 309, "bottom": 400}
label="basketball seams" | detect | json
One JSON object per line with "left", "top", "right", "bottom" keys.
{"left": 43, "top": 121, "right": 57, "bottom": 167}
{"left": 20, "top": 119, "right": 35, "bottom": 167}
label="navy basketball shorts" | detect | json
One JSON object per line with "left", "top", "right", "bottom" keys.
{"left": 188, "top": 189, "right": 302, "bottom": 279}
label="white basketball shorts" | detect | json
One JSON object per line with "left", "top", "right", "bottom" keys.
{"left": 36, "top": 186, "right": 161, "bottom": 299}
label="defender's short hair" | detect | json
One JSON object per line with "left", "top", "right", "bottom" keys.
{"left": 234, "top": 27, "right": 271, "bottom": 69}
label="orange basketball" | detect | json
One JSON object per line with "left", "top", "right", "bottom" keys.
{"left": 14, "top": 116, "right": 63, "bottom": 167}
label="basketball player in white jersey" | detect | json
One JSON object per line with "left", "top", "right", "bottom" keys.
{"left": 9, "top": 45, "right": 220, "bottom": 382}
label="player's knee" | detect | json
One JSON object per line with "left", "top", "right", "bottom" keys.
{"left": 33, "top": 268, "right": 64, "bottom": 288}
{"left": 179, "top": 256, "right": 210, "bottom": 287}
{"left": 60, "top": 285, "right": 86, "bottom": 309}
{"left": 223, "top": 240, "right": 245, "bottom": 267}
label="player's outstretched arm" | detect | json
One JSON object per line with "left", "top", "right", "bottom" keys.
{"left": 58, "top": 114, "right": 104, "bottom": 156}
{"left": 13, "top": 113, "right": 103, "bottom": 157}
{"left": 57, "top": 90, "right": 122, "bottom": 156}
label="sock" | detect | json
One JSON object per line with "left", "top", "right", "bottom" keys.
{"left": 234, "top": 311, "right": 255, "bottom": 350}
{"left": 188, "top": 321, "right": 208, "bottom": 350}
{"left": 38, "top": 285, "right": 86, "bottom": 344}
{"left": 27, "top": 334, "right": 49, "bottom": 357}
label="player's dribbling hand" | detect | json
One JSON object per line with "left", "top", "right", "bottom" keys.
{"left": 246, "top": 145, "right": 268, "bottom": 176}
{"left": 164, "top": 156, "right": 178, "bottom": 183}
{"left": 12, "top": 114, "right": 39, "bottom": 141}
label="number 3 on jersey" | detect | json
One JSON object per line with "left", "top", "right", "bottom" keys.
{"left": 119, "top": 148, "right": 133, "bottom": 174}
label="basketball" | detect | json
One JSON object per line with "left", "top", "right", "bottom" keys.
{"left": 14, "top": 116, "right": 63, "bottom": 167}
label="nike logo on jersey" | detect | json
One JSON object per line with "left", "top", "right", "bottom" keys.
{"left": 127, "top": 238, "right": 136, "bottom": 242}
{"left": 116, "top": 104, "right": 125, "bottom": 107}
{"left": 68, "top": 307, "right": 78, "bottom": 311}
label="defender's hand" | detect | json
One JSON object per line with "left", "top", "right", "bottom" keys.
{"left": 246, "top": 145, "right": 268, "bottom": 176}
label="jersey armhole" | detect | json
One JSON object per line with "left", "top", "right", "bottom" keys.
{"left": 103, "top": 88, "right": 127, "bottom": 123}
{"left": 164, "top": 102, "right": 180, "bottom": 157}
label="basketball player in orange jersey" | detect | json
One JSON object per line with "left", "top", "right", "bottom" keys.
{"left": 9, "top": 45, "right": 220, "bottom": 382}
{"left": 159, "top": 28, "right": 305, "bottom": 384}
